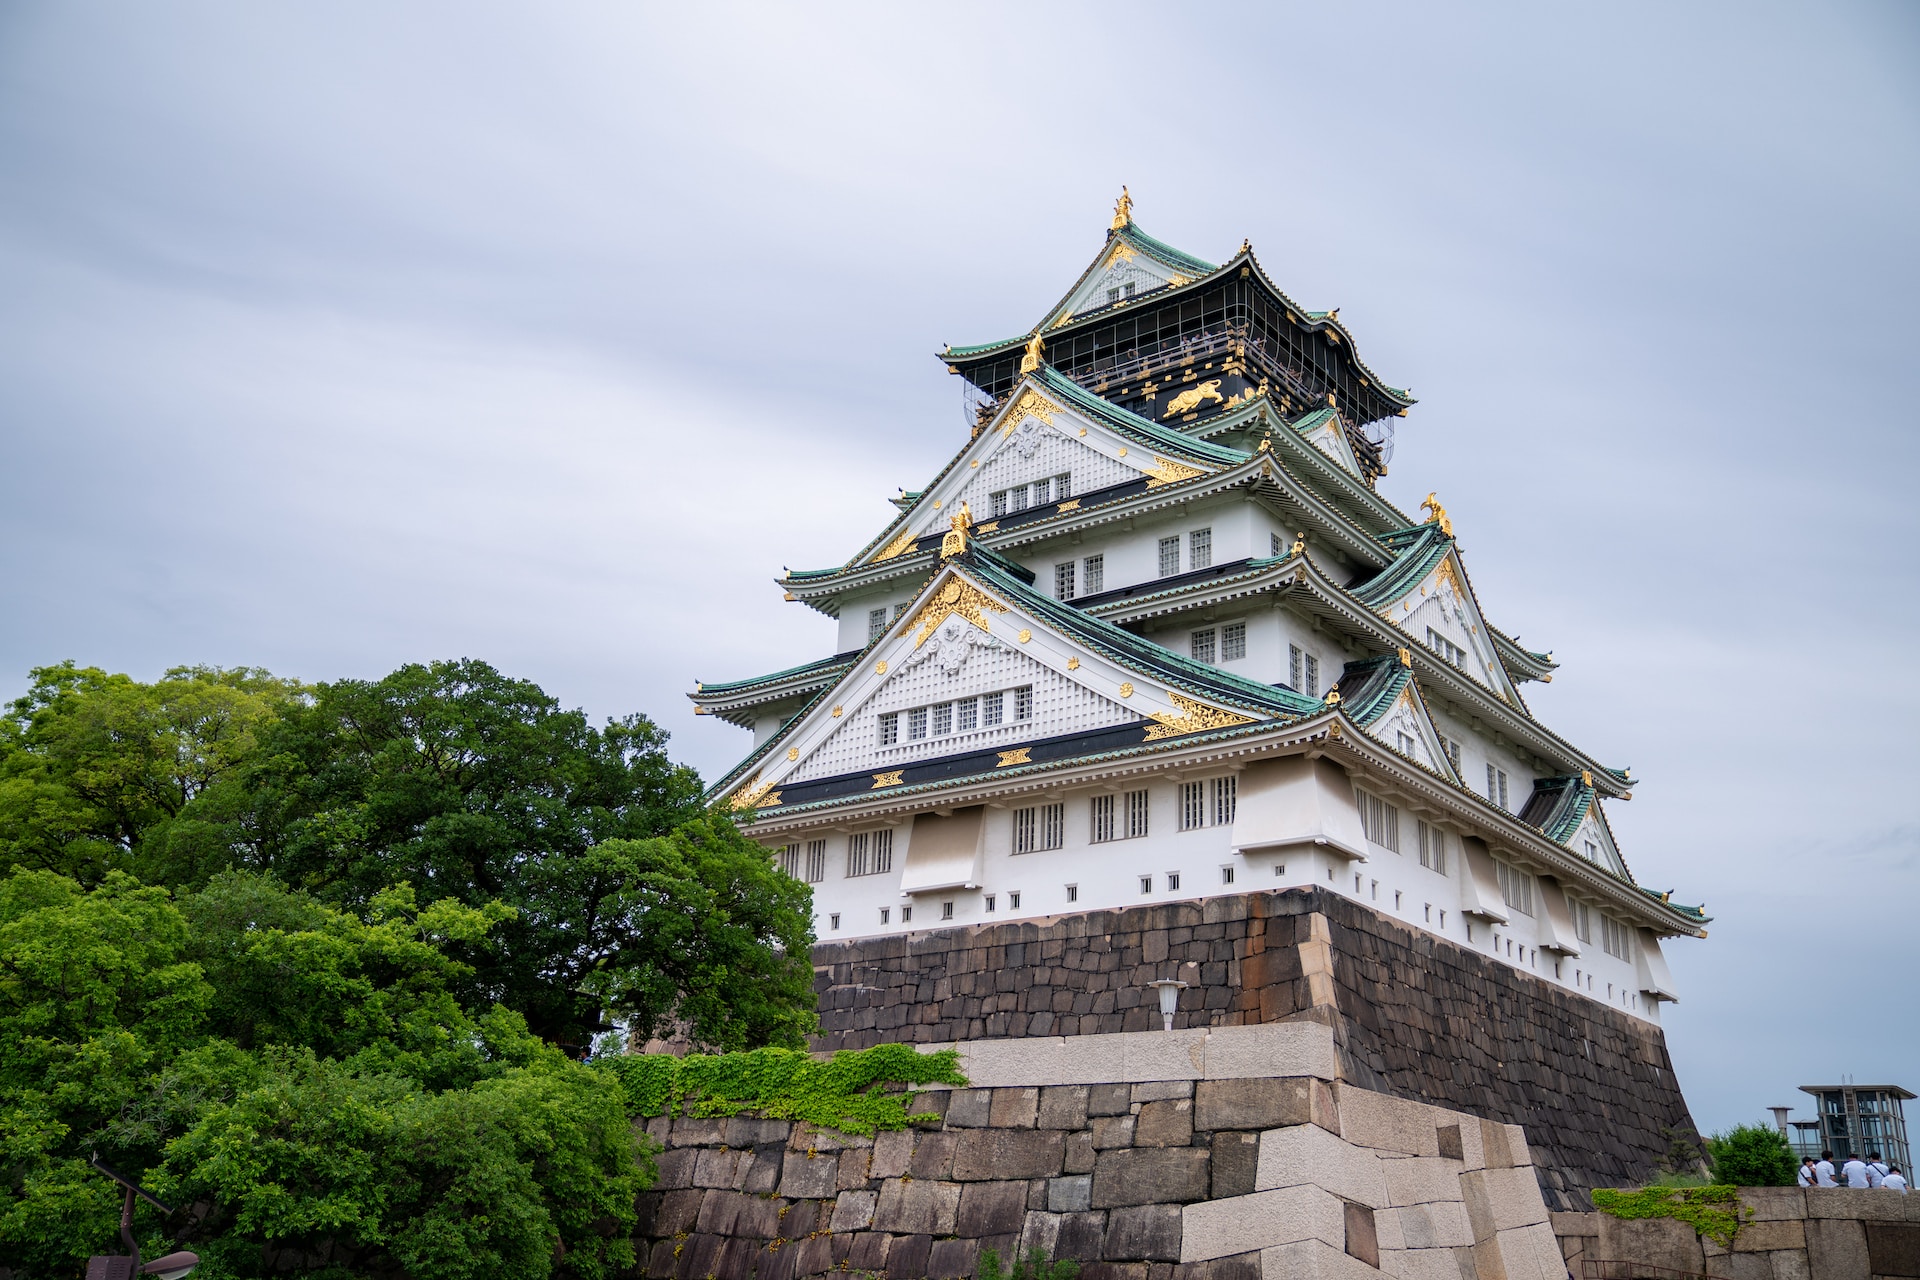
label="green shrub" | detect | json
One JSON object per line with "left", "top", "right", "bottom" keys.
{"left": 978, "top": 1246, "right": 1080, "bottom": 1280}
{"left": 1707, "top": 1124, "right": 1798, "bottom": 1187}
{"left": 1592, "top": 1185, "right": 1749, "bottom": 1249}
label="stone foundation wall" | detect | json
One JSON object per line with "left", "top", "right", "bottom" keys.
{"left": 632, "top": 1024, "right": 1567, "bottom": 1280}
{"left": 811, "top": 887, "right": 1698, "bottom": 1210}
{"left": 1552, "top": 1187, "right": 1920, "bottom": 1279}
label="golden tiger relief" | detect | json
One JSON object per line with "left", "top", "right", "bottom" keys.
{"left": 1161, "top": 379, "right": 1224, "bottom": 418}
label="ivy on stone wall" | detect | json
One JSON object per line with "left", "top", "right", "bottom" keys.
{"left": 603, "top": 1043, "right": 968, "bottom": 1135}
{"left": 1591, "top": 1185, "right": 1749, "bottom": 1249}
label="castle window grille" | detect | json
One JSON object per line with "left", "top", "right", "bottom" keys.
{"left": 1190, "top": 528, "right": 1212, "bottom": 570}
{"left": 990, "top": 490, "right": 1008, "bottom": 518}
{"left": 1083, "top": 554, "right": 1104, "bottom": 593}
{"left": 1167, "top": 871, "right": 1181, "bottom": 892}
{"left": 1571, "top": 899, "right": 1592, "bottom": 943}
{"left": 1496, "top": 861, "right": 1534, "bottom": 916}
{"left": 1009, "top": 891, "right": 1021, "bottom": 909}
{"left": 1091, "top": 794, "right": 1116, "bottom": 843}
{"left": 1221, "top": 622, "right": 1246, "bottom": 661}
{"left": 957, "top": 697, "right": 978, "bottom": 731}
{"left": 1180, "top": 781, "right": 1206, "bottom": 830}
{"left": 1272, "top": 532, "right": 1283, "bottom": 557}
{"left": 1427, "top": 627, "right": 1466, "bottom": 668}
{"left": 1417, "top": 820, "right": 1448, "bottom": 875}
{"left": 1221, "top": 866, "right": 1236, "bottom": 884}
{"left": 777, "top": 844, "right": 800, "bottom": 878}
{"left": 931, "top": 702, "right": 952, "bottom": 736}
{"left": 1009, "top": 486, "right": 1029, "bottom": 513}
{"left": 878, "top": 712, "right": 899, "bottom": 745}
{"left": 1486, "top": 766, "right": 1509, "bottom": 810}
{"left": 805, "top": 839, "right": 826, "bottom": 884}
{"left": 908, "top": 707, "right": 927, "bottom": 740}
{"left": 1125, "top": 789, "right": 1150, "bottom": 839}
{"left": 1055, "top": 562, "right": 1076, "bottom": 600}
{"left": 847, "top": 833, "right": 870, "bottom": 878}
{"left": 1397, "top": 730, "right": 1418, "bottom": 757}
{"left": 1032, "top": 477, "right": 1052, "bottom": 506}
{"left": 1306, "top": 654, "right": 1320, "bottom": 697}
{"left": 1139, "top": 875, "right": 1153, "bottom": 895}
{"left": 1065, "top": 884, "right": 1077, "bottom": 903}
{"left": 1014, "top": 803, "right": 1064, "bottom": 853}
{"left": 1158, "top": 536, "right": 1181, "bottom": 577}
{"left": 1013, "top": 685, "right": 1032, "bottom": 721}
{"left": 1212, "top": 776, "right": 1237, "bottom": 825}
{"left": 1055, "top": 472, "right": 1071, "bottom": 499}
{"left": 1013, "top": 807, "right": 1035, "bottom": 853}
{"left": 1601, "top": 915, "right": 1631, "bottom": 960}
{"left": 982, "top": 691, "right": 1004, "bottom": 726}
{"left": 1191, "top": 629, "right": 1217, "bottom": 664}
{"left": 869, "top": 608, "right": 887, "bottom": 643}
{"left": 1039, "top": 802, "right": 1063, "bottom": 850}
{"left": 1290, "top": 644, "right": 1302, "bottom": 689}
{"left": 893, "top": 602, "right": 909, "bottom": 620}
{"left": 1355, "top": 788, "right": 1400, "bottom": 852}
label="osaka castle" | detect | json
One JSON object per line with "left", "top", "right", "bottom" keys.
{"left": 692, "top": 191, "right": 1706, "bottom": 1023}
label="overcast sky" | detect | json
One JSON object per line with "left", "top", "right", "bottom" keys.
{"left": 2, "top": 2, "right": 1916, "bottom": 1139}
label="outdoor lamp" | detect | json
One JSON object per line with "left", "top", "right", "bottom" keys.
{"left": 84, "top": 1157, "right": 198, "bottom": 1280}
{"left": 1147, "top": 979, "right": 1188, "bottom": 1032}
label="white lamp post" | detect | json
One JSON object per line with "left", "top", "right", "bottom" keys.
{"left": 1147, "top": 980, "right": 1189, "bottom": 1032}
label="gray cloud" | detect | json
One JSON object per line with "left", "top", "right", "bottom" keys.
{"left": 2, "top": 0, "right": 1915, "bottom": 1137}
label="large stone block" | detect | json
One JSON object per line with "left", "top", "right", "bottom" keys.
{"left": 1737, "top": 1186, "right": 1806, "bottom": 1222}
{"left": 724, "top": 1117, "right": 792, "bottom": 1147}
{"left": 654, "top": 1147, "right": 698, "bottom": 1190}
{"left": 655, "top": 1188, "right": 706, "bottom": 1235}
{"left": 1039, "top": 1086, "right": 1091, "bottom": 1130}
{"left": 1093, "top": 1115, "right": 1138, "bottom": 1149}
{"left": 1389, "top": 1246, "right": 1473, "bottom": 1280}
{"left": 1381, "top": 1156, "right": 1465, "bottom": 1208}
{"left": 830, "top": 1189, "right": 877, "bottom": 1232}
{"left": 1059, "top": 1211, "right": 1112, "bottom": 1261}
{"left": 927, "top": 1237, "right": 980, "bottom": 1278}
{"left": 1022, "top": 1210, "right": 1063, "bottom": 1258}
{"left": 1343, "top": 1202, "right": 1379, "bottom": 1269}
{"left": 870, "top": 1128, "right": 914, "bottom": 1179}
{"left": 909, "top": 1131, "right": 958, "bottom": 1179}
{"left": 1181, "top": 1184, "right": 1345, "bottom": 1261}
{"left": 1255, "top": 1123, "right": 1388, "bottom": 1209}
{"left": 1105, "top": 1205, "right": 1184, "bottom": 1262}
{"left": 1212, "top": 1132, "right": 1260, "bottom": 1200}
{"left": 1050, "top": 1175, "right": 1093, "bottom": 1213}
{"left": 779, "top": 1151, "right": 839, "bottom": 1199}
{"left": 836, "top": 1147, "right": 872, "bottom": 1190}
{"left": 693, "top": 1148, "right": 744, "bottom": 1190}
{"left": 953, "top": 1129, "right": 1067, "bottom": 1180}
{"left": 1731, "top": 1219, "right": 1805, "bottom": 1252}
{"left": 1195, "top": 1078, "right": 1312, "bottom": 1133}
{"left": 873, "top": 1177, "right": 962, "bottom": 1235}
{"left": 992, "top": 1087, "right": 1041, "bottom": 1128}
{"left": 959, "top": 1181, "right": 1032, "bottom": 1237}
{"left": 1134, "top": 1081, "right": 1196, "bottom": 1103}
{"left": 1866, "top": 1222, "right": 1920, "bottom": 1278}
{"left": 1333, "top": 1084, "right": 1442, "bottom": 1158}
{"left": 1094, "top": 1148, "right": 1212, "bottom": 1208}
{"left": 1598, "top": 1214, "right": 1707, "bottom": 1277}
{"left": 1090, "top": 1083, "right": 1134, "bottom": 1116}
{"left": 948, "top": 1088, "right": 994, "bottom": 1127}
{"left": 742, "top": 1144, "right": 785, "bottom": 1195}
{"left": 1459, "top": 1166, "right": 1547, "bottom": 1233}
{"left": 1808, "top": 1185, "right": 1906, "bottom": 1221}
{"left": 1257, "top": 1236, "right": 1387, "bottom": 1280}
{"left": 1392, "top": 1200, "right": 1474, "bottom": 1249}
{"left": 1135, "top": 1100, "right": 1195, "bottom": 1148}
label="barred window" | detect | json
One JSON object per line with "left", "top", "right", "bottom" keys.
{"left": 1032, "top": 477, "right": 1051, "bottom": 506}
{"left": 1167, "top": 871, "right": 1181, "bottom": 892}
{"left": 1427, "top": 626, "right": 1466, "bottom": 668}
{"left": 941, "top": 900, "right": 954, "bottom": 920}
{"left": 878, "top": 712, "right": 899, "bottom": 745}
{"left": 1306, "top": 654, "right": 1319, "bottom": 697}
{"left": 1083, "top": 554, "right": 1104, "bottom": 593}
{"left": 1417, "top": 820, "right": 1448, "bottom": 875}
{"left": 908, "top": 707, "right": 927, "bottom": 740}
{"left": 1014, "top": 803, "right": 1064, "bottom": 853}
{"left": 1189, "top": 527, "right": 1212, "bottom": 570}
{"left": 1221, "top": 866, "right": 1236, "bottom": 884}
{"left": 1355, "top": 788, "right": 1400, "bottom": 852}
{"left": 872, "top": 829, "right": 892, "bottom": 873}
{"left": 1290, "top": 645, "right": 1320, "bottom": 695}
{"left": 1055, "top": 561, "right": 1076, "bottom": 600}
{"left": 1158, "top": 536, "right": 1181, "bottom": 577}
{"left": 1221, "top": 622, "right": 1246, "bottom": 661}
{"left": 1055, "top": 472, "right": 1072, "bottom": 499}
{"left": 1090, "top": 794, "right": 1116, "bottom": 843}
{"left": 1180, "top": 780, "right": 1206, "bottom": 831}
{"left": 868, "top": 608, "right": 887, "bottom": 642}
{"left": 957, "top": 697, "right": 978, "bottom": 731}
{"left": 1125, "top": 789, "right": 1149, "bottom": 839}
{"left": 1601, "top": 915, "right": 1631, "bottom": 960}
{"left": 982, "top": 691, "right": 1003, "bottom": 726}
{"left": 847, "top": 832, "right": 871, "bottom": 877}
{"left": 1191, "top": 629, "right": 1217, "bottom": 664}
{"left": 931, "top": 702, "right": 952, "bottom": 736}
{"left": 1496, "top": 861, "right": 1534, "bottom": 916}
{"left": 1139, "top": 875, "right": 1153, "bottom": 894}
{"left": 1212, "top": 775, "right": 1237, "bottom": 826}
{"left": 1013, "top": 686, "right": 1032, "bottom": 721}
{"left": 1571, "top": 899, "right": 1593, "bottom": 943}
{"left": 1486, "top": 765, "right": 1509, "bottom": 810}
{"left": 1065, "top": 884, "right": 1077, "bottom": 903}
{"left": 846, "top": 830, "right": 892, "bottom": 877}
{"left": 806, "top": 839, "right": 826, "bottom": 883}
{"left": 1272, "top": 531, "right": 1283, "bottom": 557}
{"left": 991, "top": 490, "right": 1008, "bottom": 517}
{"left": 1009, "top": 485, "right": 1029, "bottom": 513}
{"left": 1290, "top": 644, "right": 1302, "bottom": 689}
{"left": 777, "top": 844, "right": 800, "bottom": 877}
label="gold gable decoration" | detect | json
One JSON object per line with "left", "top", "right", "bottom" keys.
{"left": 871, "top": 527, "right": 918, "bottom": 563}
{"left": 1000, "top": 388, "right": 1059, "bottom": 437}
{"left": 1143, "top": 692, "right": 1259, "bottom": 742}
{"left": 907, "top": 576, "right": 1006, "bottom": 649}
{"left": 1142, "top": 456, "right": 1206, "bottom": 489}
{"left": 940, "top": 503, "right": 974, "bottom": 559}
{"left": 729, "top": 775, "right": 780, "bottom": 810}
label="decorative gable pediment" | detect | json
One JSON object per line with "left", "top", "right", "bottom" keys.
{"left": 1568, "top": 805, "right": 1629, "bottom": 879}
{"left": 1295, "top": 409, "right": 1363, "bottom": 478}
{"left": 1053, "top": 238, "right": 1193, "bottom": 323}
{"left": 1361, "top": 677, "right": 1461, "bottom": 784}
{"left": 1382, "top": 552, "right": 1516, "bottom": 701}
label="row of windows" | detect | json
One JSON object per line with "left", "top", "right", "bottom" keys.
{"left": 878, "top": 686, "right": 1032, "bottom": 744}
{"left": 1054, "top": 554, "right": 1104, "bottom": 600}
{"left": 867, "top": 601, "right": 910, "bottom": 643}
{"left": 1179, "top": 776, "right": 1237, "bottom": 830}
{"left": 1426, "top": 626, "right": 1466, "bottom": 669}
{"left": 990, "top": 473, "right": 1072, "bottom": 518}
{"left": 1190, "top": 623, "right": 1246, "bottom": 665}
{"left": 777, "top": 832, "right": 895, "bottom": 882}
{"left": 1288, "top": 644, "right": 1322, "bottom": 697}
{"left": 1091, "top": 790, "right": 1150, "bottom": 842}
{"left": 1013, "top": 802, "right": 1065, "bottom": 854}
{"left": 1158, "top": 528, "right": 1211, "bottom": 577}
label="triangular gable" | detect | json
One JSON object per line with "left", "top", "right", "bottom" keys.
{"left": 1291, "top": 408, "right": 1363, "bottom": 478}
{"left": 1038, "top": 222, "right": 1219, "bottom": 331}
{"left": 724, "top": 559, "right": 1277, "bottom": 808}
{"left": 1359, "top": 671, "right": 1461, "bottom": 784}
{"left": 860, "top": 374, "right": 1228, "bottom": 565}
{"left": 1567, "top": 801, "right": 1630, "bottom": 880}
{"left": 1371, "top": 546, "right": 1519, "bottom": 703}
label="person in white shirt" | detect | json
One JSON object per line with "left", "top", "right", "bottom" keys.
{"left": 1867, "top": 1152, "right": 1889, "bottom": 1187}
{"left": 1797, "top": 1157, "right": 1817, "bottom": 1187}
{"left": 1843, "top": 1156, "right": 1872, "bottom": 1188}
{"left": 1816, "top": 1152, "right": 1838, "bottom": 1187}
{"left": 1883, "top": 1166, "right": 1909, "bottom": 1194}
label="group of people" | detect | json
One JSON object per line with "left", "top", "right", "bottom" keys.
{"left": 1799, "top": 1150, "right": 1908, "bottom": 1192}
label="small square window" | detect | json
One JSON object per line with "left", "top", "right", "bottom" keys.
{"left": 940, "top": 900, "right": 953, "bottom": 920}
{"left": 1221, "top": 866, "right": 1235, "bottom": 884}
{"left": 1065, "top": 883, "right": 1078, "bottom": 903}
{"left": 901, "top": 905, "right": 912, "bottom": 923}
{"left": 908, "top": 707, "right": 927, "bottom": 739}
{"left": 990, "top": 490, "right": 1008, "bottom": 518}
{"left": 829, "top": 913, "right": 841, "bottom": 930}
{"left": 1189, "top": 527, "right": 1212, "bottom": 570}
{"left": 878, "top": 712, "right": 899, "bottom": 746}
{"left": 1158, "top": 536, "right": 1181, "bottom": 577}
{"left": 1167, "top": 872, "right": 1181, "bottom": 892}
{"left": 1139, "top": 875, "right": 1153, "bottom": 895}
{"left": 1083, "top": 554, "right": 1104, "bottom": 593}
{"left": 1013, "top": 686, "right": 1032, "bottom": 721}
{"left": 1009, "top": 891, "right": 1021, "bottom": 909}
{"left": 1273, "top": 863, "right": 1287, "bottom": 876}
{"left": 982, "top": 691, "right": 1003, "bottom": 726}
{"left": 1221, "top": 622, "right": 1246, "bottom": 661}
{"left": 957, "top": 697, "right": 978, "bottom": 731}
{"left": 984, "top": 894, "right": 996, "bottom": 912}
{"left": 868, "top": 608, "right": 887, "bottom": 643}
{"left": 880, "top": 907, "right": 890, "bottom": 924}
{"left": 1055, "top": 472, "right": 1072, "bottom": 499}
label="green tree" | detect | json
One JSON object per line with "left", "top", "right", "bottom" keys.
{"left": 1707, "top": 1123, "right": 1799, "bottom": 1187}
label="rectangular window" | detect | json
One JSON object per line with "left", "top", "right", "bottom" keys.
{"left": 932, "top": 702, "right": 952, "bottom": 736}
{"left": 777, "top": 844, "right": 800, "bottom": 878}
{"left": 829, "top": 913, "right": 840, "bottom": 930}
{"left": 982, "top": 691, "right": 1003, "bottom": 726}
{"left": 1190, "top": 527, "right": 1212, "bottom": 570}
{"left": 1083, "top": 554, "right": 1104, "bottom": 593}
{"left": 1180, "top": 780, "right": 1206, "bottom": 831}
{"left": 846, "top": 832, "right": 870, "bottom": 878}
{"left": 984, "top": 894, "right": 995, "bottom": 913}
{"left": 873, "top": 829, "right": 892, "bottom": 873}
{"left": 1055, "top": 472, "right": 1072, "bottom": 499}
{"left": 1290, "top": 644, "right": 1302, "bottom": 690}
{"left": 1158, "top": 536, "right": 1181, "bottom": 577}
{"left": 1272, "top": 532, "right": 1283, "bottom": 558}
{"left": 1486, "top": 765, "right": 1509, "bottom": 810}
{"left": 1013, "top": 806, "right": 1036, "bottom": 854}
{"left": 1212, "top": 775, "right": 1237, "bottom": 825}
{"left": 900, "top": 905, "right": 911, "bottom": 923}
{"left": 1497, "top": 861, "right": 1535, "bottom": 916}
{"left": 1125, "top": 789, "right": 1149, "bottom": 839}
{"left": 1396, "top": 730, "right": 1418, "bottom": 757}
{"left": 1221, "top": 622, "right": 1246, "bottom": 661}
{"left": 1015, "top": 803, "right": 1064, "bottom": 853}
{"left": 1167, "top": 872, "right": 1181, "bottom": 892}
{"left": 868, "top": 608, "right": 887, "bottom": 643}
{"left": 1306, "top": 654, "right": 1320, "bottom": 697}
{"left": 1032, "top": 477, "right": 1051, "bottom": 506}
{"left": 1571, "top": 899, "right": 1593, "bottom": 943}
{"left": 880, "top": 907, "right": 890, "bottom": 924}
{"left": 894, "top": 602, "right": 909, "bottom": 620}
{"left": 1436, "top": 734, "right": 1462, "bottom": 769}
{"left": 1008, "top": 485, "right": 1029, "bottom": 513}
{"left": 1039, "top": 802, "right": 1063, "bottom": 850}
{"left": 1355, "top": 788, "right": 1400, "bottom": 852}
{"left": 957, "top": 697, "right": 978, "bottom": 732}
{"left": 1191, "top": 628, "right": 1217, "bottom": 664}
{"left": 1055, "top": 561, "right": 1076, "bottom": 600}
{"left": 1124, "top": 280, "right": 1136, "bottom": 297}
{"left": 1583, "top": 839, "right": 1599, "bottom": 864}
{"left": 990, "top": 490, "right": 1008, "bottom": 518}
{"left": 878, "top": 712, "right": 899, "bottom": 746}
{"left": 1065, "top": 884, "right": 1077, "bottom": 903}
{"left": 1108, "top": 286, "right": 1122, "bottom": 303}
{"left": 845, "top": 830, "right": 892, "bottom": 877}
{"left": 1417, "top": 820, "right": 1448, "bottom": 875}
{"left": 1601, "top": 915, "right": 1631, "bottom": 960}
{"left": 1221, "top": 866, "right": 1236, "bottom": 884}
{"left": 908, "top": 707, "right": 927, "bottom": 740}
{"left": 1009, "top": 891, "right": 1021, "bottom": 909}
{"left": 1013, "top": 686, "right": 1032, "bottom": 721}
{"left": 1139, "top": 874, "right": 1153, "bottom": 895}
{"left": 1426, "top": 626, "right": 1466, "bottom": 668}
{"left": 806, "top": 839, "right": 826, "bottom": 883}
{"left": 941, "top": 901, "right": 954, "bottom": 920}
{"left": 1091, "top": 794, "right": 1116, "bottom": 843}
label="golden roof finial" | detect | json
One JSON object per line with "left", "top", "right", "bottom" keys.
{"left": 1240, "top": 237, "right": 1251, "bottom": 254}
{"left": 1581, "top": 769, "right": 1593, "bottom": 787}
{"left": 1325, "top": 687, "right": 1341, "bottom": 707}
{"left": 1019, "top": 331, "right": 1045, "bottom": 374}
{"left": 1420, "top": 492, "right": 1454, "bottom": 538}
{"left": 1111, "top": 185, "right": 1133, "bottom": 232}
{"left": 940, "top": 501, "right": 974, "bottom": 559}
{"left": 1398, "top": 647, "right": 1412, "bottom": 668}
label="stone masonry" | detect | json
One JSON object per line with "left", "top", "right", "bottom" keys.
{"left": 633, "top": 1023, "right": 1569, "bottom": 1280}
{"left": 811, "top": 887, "right": 1698, "bottom": 1210}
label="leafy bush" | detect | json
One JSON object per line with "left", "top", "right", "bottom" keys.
{"left": 1592, "top": 1185, "right": 1749, "bottom": 1249}
{"left": 1707, "top": 1123, "right": 1799, "bottom": 1187}
{"left": 978, "top": 1246, "right": 1081, "bottom": 1280}
{"left": 603, "top": 1042, "right": 967, "bottom": 1135}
